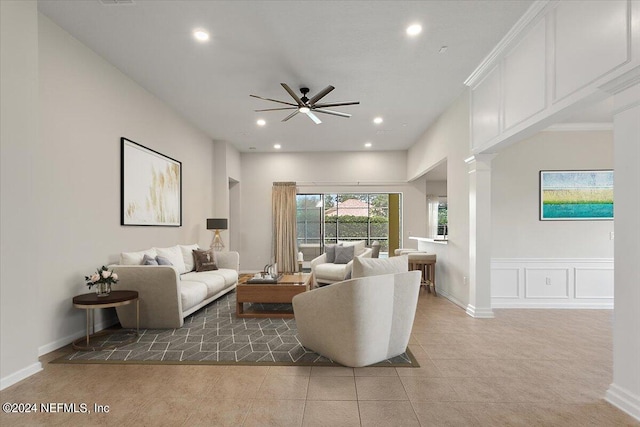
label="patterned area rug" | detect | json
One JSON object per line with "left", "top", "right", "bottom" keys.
{"left": 53, "top": 290, "right": 418, "bottom": 368}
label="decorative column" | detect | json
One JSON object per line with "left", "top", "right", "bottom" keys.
{"left": 465, "top": 154, "right": 496, "bottom": 318}
{"left": 606, "top": 82, "right": 640, "bottom": 420}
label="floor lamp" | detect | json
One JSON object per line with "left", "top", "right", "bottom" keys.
{"left": 207, "top": 218, "right": 228, "bottom": 251}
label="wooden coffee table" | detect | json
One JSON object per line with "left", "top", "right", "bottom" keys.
{"left": 236, "top": 274, "right": 311, "bottom": 318}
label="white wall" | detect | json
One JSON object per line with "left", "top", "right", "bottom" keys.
{"left": 1, "top": 0, "right": 42, "bottom": 388}
{"left": 407, "top": 92, "right": 471, "bottom": 308}
{"left": 239, "top": 151, "right": 426, "bottom": 271}
{"left": 492, "top": 130, "right": 614, "bottom": 258}
{"left": 32, "top": 15, "right": 215, "bottom": 359}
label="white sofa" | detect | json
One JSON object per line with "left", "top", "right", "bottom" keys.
{"left": 310, "top": 240, "right": 373, "bottom": 286}
{"left": 110, "top": 245, "right": 239, "bottom": 329}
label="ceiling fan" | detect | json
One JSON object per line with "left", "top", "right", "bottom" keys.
{"left": 250, "top": 83, "right": 360, "bottom": 124}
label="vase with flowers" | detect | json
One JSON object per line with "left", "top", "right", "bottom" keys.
{"left": 85, "top": 266, "right": 119, "bottom": 297}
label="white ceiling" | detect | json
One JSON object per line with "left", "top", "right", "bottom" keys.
{"left": 38, "top": 0, "right": 533, "bottom": 153}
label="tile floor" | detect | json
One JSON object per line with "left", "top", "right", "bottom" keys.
{"left": 1, "top": 293, "right": 638, "bottom": 426}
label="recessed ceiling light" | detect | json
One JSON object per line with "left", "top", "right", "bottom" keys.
{"left": 364, "top": 142, "right": 372, "bottom": 148}
{"left": 439, "top": 46, "right": 448, "bottom": 53}
{"left": 256, "top": 119, "right": 266, "bottom": 126}
{"left": 274, "top": 144, "right": 281, "bottom": 149}
{"left": 193, "top": 29, "right": 210, "bottom": 42}
{"left": 406, "top": 24, "right": 422, "bottom": 37}
{"left": 373, "top": 117, "right": 383, "bottom": 125}
{"left": 249, "top": 147, "right": 256, "bottom": 150}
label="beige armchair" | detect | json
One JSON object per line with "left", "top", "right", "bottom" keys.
{"left": 292, "top": 270, "right": 421, "bottom": 367}
{"left": 310, "top": 241, "right": 372, "bottom": 286}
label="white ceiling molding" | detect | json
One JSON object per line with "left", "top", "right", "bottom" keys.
{"left": 543, "top": 123, "right": 613, "bottom": 132}
{"left": 465, "top": 0, "right": 551, "bottom": 88}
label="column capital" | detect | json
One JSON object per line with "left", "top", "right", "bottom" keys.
{"left": 465, "top": 154, "right": 497, "bottom": 172}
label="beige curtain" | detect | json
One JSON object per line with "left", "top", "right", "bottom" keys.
{"left": 272, "top": 182, "right": 298, "bottom": 274}
{"left": 426, "top": 194, "right": 439, "bottom": 238}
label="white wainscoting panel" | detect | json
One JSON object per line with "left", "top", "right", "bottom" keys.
{"left": 471, "top": 65, "right": 501, "bottom": 149}
{"left": 575, "top": 268, "right": 615, "bottom": 299}
{"left": 554, "top": 0, "right": 629, "bottom": 101}
{"left": 524, "top": 268, "right": 569, "bottom": 299}
{"left": 504, "top": 17, "right": 547, "bottom": 129}
{"left": 492, "top": 268, "right": 520, "bottom": 298}
{"left": 492, "top": 258, "right": 614, "bottom": 308}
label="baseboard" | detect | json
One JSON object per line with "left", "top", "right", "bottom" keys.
{"left": 38, "top": 315, "right": 119, "bottom": 357}
{"left": 1, "top": 361, "right": 42, "bottom": 391}
{"left": 465, "top": 304, "right": 495, "bottom": 318}
{"left": 492, "top": 302, "right": 613, "bottom": 309}
{"left": 606, "top": 383, "right": 640, "bottom": 422}
{"left": 435, "top": 288, "right": 467, "bottom": 311}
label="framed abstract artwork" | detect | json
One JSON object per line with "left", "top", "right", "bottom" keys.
{"left": 121, "top": 138, "right": 182, "bottom": 226}
{"left": 539, "top": 170, "right": 613, "bottom": 221}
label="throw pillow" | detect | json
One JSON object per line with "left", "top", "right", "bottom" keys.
{"left": 338, "top": 240, "right": 366, "bottom": 256}
{"left": 352, "top": 255, "right": 409, "bottom": 278}
{"left": 142, "top": 254, "right": 158, "bottom": 265}
{"left": 324, "top": 244, "right": 339, "bottom": 263}
{"left": 193, "top": 249, "right": 218, "bottom": 272}
{"left": 179, "top": 244, "right": 200, "bottom": 272}
{"left": 120, "top": 248, "right": 157, "bottom": 265}
{"left": 334, "top": 245, "right": 354, "bottom": 264}
{"left": 155, "top": 256, "right": 173, "bottom": 266}
{"left": 155, "top": 246, "right": 187, "bottom": 274}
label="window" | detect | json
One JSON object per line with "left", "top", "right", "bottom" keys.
{"left": 437, "top": 197, "right": 448, "bottom": 237}
{"left": 296, "top": 193, "right": 400, "bottom": 258}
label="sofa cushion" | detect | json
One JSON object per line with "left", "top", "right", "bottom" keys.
{"left": 120, "top": 248, "right": 157, "bottom": 265}
{"left": 181, "top": 272, "right": 225, "bottom": 298}
{"left": 193, "top": 249, "right": 218, "bottom": 272}
{"left": 155, "top": 246, "right": 187, "bottom": 274}
{"left": 352, "top": 255, "right": 408, "bottom": 279}
{"left": 179, "top": 244, "right": 200, "bottom": 272}
{"left": 209, "top": 268, "right": 238, "bottom": 287}
{"left": 180, "top": 280, "right": 208, "bottom": 311}
{"left": 339, "top": 240, "right": 366, "bottom": 256}
{"left": 334, "top": 245, "right": 355, "bottom": 264}
{"left": 156, "top": 256, "right": 173, "bottom": 266}
{"left": 142, "top": 254, "right": 158, "bottom": 265}
{"left": 324, "top": 244, "right": 339, "bottom": 263}
{"left": 315, "top": 263, "right": 351, "bottom": 282}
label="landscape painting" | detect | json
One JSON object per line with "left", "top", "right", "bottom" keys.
{"left": 540, "top": 170, "right": 613, "bottom": 221}
{"left": 121, "top": 138, "right": 182, "bottom": 226}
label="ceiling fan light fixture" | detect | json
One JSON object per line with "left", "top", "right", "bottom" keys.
{"left": 193, "top": 29, "right": 210, "bottom": 42}
{"left": 406, "top": 24, "right": 422, "bottom": 37}
{"left": 299, "top": 107, "right": 310, "bottom": 114}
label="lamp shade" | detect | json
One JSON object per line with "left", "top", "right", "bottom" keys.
{"left": 207, "top": 218, "right": 228, "bottom": 230}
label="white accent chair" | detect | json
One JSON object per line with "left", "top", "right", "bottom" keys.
{"left": 292, "top": 270, "right": 421, "bottom": 367}
{"left": 310, "top": 241, "right": 372, "bottom": 286}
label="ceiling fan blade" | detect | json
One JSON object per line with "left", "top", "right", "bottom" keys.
{"left": 254, "top": 107, "right": 297, "bottom": 112}
{"left": 250, "top": 94, "right": 298, "bottom": 107}
{"left": 282, "top": 110, "right": 300, "bottom": 122}
{"left": 313, "top": 108, "right": 352, "bottom": 118}
{"left": 308, "top": 85, "right": 335, "bottom": 105}
{"left": 306, "top": 111, "right": 322, "bottom": 124}
{"left": 313, "top": 101, "right": 360, "bottom": 108}
{"left": 281, "top": 83, "right": 304, "bottom": 106}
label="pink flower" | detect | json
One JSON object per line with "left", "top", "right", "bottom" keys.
{"left": 101, "top": 270, "right": 111, "bottom": 279}
{"left": 90, "top": 273, "right": 100, "bottom": 282}
{"left": 112, "top": 273, "right": 118, "bottom": 281}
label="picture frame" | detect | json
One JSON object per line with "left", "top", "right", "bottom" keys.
{"left": 539, "top": 170, "right": 613, "bottom": 221}
{"left": 121, "top": 137, "right": 182, "bottom": 226}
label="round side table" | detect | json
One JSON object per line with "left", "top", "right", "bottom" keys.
{"left": 72, "top": 290, "right": 139, "bottom": 351}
